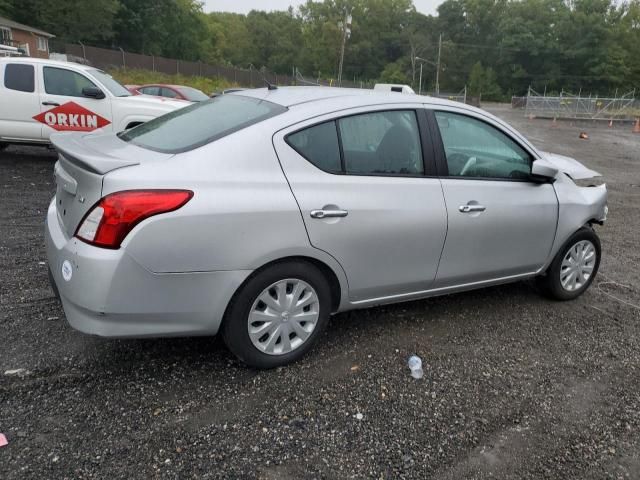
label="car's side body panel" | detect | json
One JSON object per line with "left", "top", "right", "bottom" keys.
{"left": 42, "top": 87, "right": 607, "bottom": 340}
{"left": 273, "top": 104, "right": 449, "bottom": 302}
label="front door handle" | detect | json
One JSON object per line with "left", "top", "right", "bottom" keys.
{"left": 459, "top": 204, "right": 486, "bottom": 213}
{"left": 42, "top": 101, "right": 60, "bottom": 107}
{"left": 310, "top": 209, "right": 349, "bottom": 219}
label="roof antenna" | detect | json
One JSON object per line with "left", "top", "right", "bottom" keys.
{"left": 259, "top": 67, "right": 278, "bottom": 90}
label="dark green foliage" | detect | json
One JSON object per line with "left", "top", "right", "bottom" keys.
{"left": 2, "top": 0, "right": 639, "bottom": 95}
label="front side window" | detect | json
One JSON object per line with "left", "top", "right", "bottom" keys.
{"left": 4, "top": 63, "right": 34, "bottom": 93}
{"left": 120, "top": 94, "right": 287, "bottom": 153}
{"left": 287, "top": 110, "right": 425, "bottom": 176}
{"left": 339, "top": 111, "right": 423, "bottom": 175}
{"left": 43, "top": 67, "right": 97, "bottom": 97}
{"left": 435, "top": 111, "right": 531, "bottom": 180}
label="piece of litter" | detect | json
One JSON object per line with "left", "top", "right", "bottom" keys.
{"left": 38, "top": 261, "right": 46, "bottom": 266}
{"left": 408, "top": 355, "right": 424, "bottom": 379}
{"left": 350, "top": 365, "right": 360, "bottom": 372}
{"left": 0, "top": 433, "right": 8, "bottom": 448}
{"left": 579, "top": 132, "right": 589, "bottom": 139}
{"left": 355, "top": 413, "right": 363, "bottom": 420}
{"left": 47, "top": 316, "right": 59, "bottom": 321}
{"left": 4, "top": 369, "right": 29, "bottom": 377}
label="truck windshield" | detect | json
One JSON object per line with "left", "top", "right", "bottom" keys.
{"left": 118, "top": 95, "right": 287, "bottom": 153}
{"left": 90, "top": 69, "right": 131, "bottom": 97}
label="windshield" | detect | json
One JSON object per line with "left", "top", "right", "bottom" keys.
{"left": 89, "top": 69, "right": 131, "bottom": 97}
{"left": 119, "top": 95, "right": 287, "bottom": 153}
{"left": 176, "top": 86, "right": 209, "bottom": 102}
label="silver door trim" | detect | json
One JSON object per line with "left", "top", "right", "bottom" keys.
{"left": 349, "top": 270, "right": 540, "bottom": 306}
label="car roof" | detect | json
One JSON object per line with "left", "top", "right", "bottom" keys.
{"left": 0, "top": 56, "right": 95, "bottom": 71}
{"left": 236, "top": 86, "right": 473, "bottom": 111}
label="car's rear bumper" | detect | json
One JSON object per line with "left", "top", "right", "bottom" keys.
{"left": 45, "top": 198, "right": 251, "bottom": 338}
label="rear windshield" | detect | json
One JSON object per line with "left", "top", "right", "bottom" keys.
{"left": 119, "top": 95, "right": 286, "bottom": 153}
{"left": 176, "top": 86, "right": 209, "bottom": 102}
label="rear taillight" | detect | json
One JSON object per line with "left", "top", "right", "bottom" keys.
{"left": 75, "top": 190, "right": 193, "bottom": 249}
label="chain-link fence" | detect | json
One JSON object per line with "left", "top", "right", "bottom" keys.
{"left": 50, "top": 42, "right": 296, "bottom": 88}
{"left": 522, "top": 87, "right": 639, "bottom": 121}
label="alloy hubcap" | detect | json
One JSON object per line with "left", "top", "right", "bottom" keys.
{"left": 560, "top": 240, "right": 596, "bottom": 291}
{"left": 248, "top": 279, "right": 320, "bottom": 356}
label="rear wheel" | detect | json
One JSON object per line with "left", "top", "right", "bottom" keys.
{"left": 536, "top": 227, "right": 601, "bottom": 300}
{"left": 222, "top": 261, "right": 331, "bottom": 368}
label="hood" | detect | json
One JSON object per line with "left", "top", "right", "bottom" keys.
{"left": 539, "top": 151, "right": 601, "bottom": 180}
{"left": 113, "top": 94, "right": 190, "bottom": 113}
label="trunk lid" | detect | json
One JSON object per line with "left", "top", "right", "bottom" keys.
{"left": 51, "top": 131, "right": 173, "bottom": 237}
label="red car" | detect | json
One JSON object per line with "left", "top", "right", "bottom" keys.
{"left": 131, "top": 84, "right": 209, "bottom": 102}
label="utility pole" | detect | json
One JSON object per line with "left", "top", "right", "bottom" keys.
{"left": 337, "top": 11, "right": 352, "bottom": 87}
{"left": 419, "top": 63, "right": 423, "bottom": 95}
{"left": 435, "top": 33, "right": 442, "bottom": 95}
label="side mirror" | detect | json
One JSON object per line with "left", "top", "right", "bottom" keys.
{"left": 530, "top": 158, "right": 559, "bottom": 182}
{"left": 82, "top": 86, "right": 105, "bottom": 99}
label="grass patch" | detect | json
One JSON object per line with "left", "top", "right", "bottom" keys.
{"left": 108, "top": 68, "right": 237, "bottom": 95}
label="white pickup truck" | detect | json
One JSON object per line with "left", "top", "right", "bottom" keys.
{"left": 0, "top": 57, "right": 188, "bottom": 149}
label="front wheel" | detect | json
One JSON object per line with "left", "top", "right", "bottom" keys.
{"left": 222, "top": 261, "right": 332, "bottom": 368}
{"left": 536, "top": 227, "right": 601, "bottom": 300}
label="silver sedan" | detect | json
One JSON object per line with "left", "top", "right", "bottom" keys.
{"left": 45, "top": 87, "right": 608, "bottom": 368}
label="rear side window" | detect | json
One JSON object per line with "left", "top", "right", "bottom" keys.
{"left": 44, "top": 67, "right": 97, "bottom": 97}
{"left": 339, "top": 111, "right": 423, "bottom": 175}
{"left": 4, "top": 64, "right": 35, "bottom": 93}
{"left": 119, "top": 95, "right": 287, "bottom": 153}
{"left": 161, "top": 87, "right": 178, "bottom": 99}
{"left": 286, "top": 110, "right": 425, "bottom": 176}
{"left": 287, "top": 121, "right": 342, "bottom": 173}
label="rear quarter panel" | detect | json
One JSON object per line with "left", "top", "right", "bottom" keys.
{"left": 101, "top": 121, "right": 324, "bottom": 274}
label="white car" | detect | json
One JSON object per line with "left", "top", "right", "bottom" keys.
{"left": 0, "top": 57, "right": 187, "bottom": 149}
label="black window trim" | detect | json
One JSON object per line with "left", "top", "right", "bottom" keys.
{"left": 429, "top": 108, "right": 539, "bottom": 183}
{"left": 284, "top": 108, "right": 439, "bottom": 178}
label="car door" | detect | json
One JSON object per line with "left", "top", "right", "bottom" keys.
{"left": 273, "top": 106, "right": 448, "bottom": 302}
{"left": 430, "top": 109, "right": 558, "bottom": 287}
{"left": 36, "top": 65, "right": 114, "bottom": 140}
{"left": 0, "top": 62, "right": 43, "bottom": 141}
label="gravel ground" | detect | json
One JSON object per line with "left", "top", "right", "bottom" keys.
{"left": 1, "top": 106, "right": 639, "bottom": 479}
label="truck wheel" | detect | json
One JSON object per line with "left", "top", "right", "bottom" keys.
{"left": 222, "top": 261, "right": 332, "bottom": 368}
{"left": 536, "top": 227, "right": 601, "bottom": 301}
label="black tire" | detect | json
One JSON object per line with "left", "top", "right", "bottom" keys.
{"left": 222, "top": 261, "right": 332, "bottom": 368}
{"left": 0, "top": 142, "right": 8, "bottom": 151}
{"left": 536, "top": 227, "right": 601, "bottom": 300}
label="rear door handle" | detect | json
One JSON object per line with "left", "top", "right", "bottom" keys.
{"left": 310, "top": 209, "right": 348, "bottom": 219}
{"left": 459, "top": 204, "right": 486, "bottom": 213}
{"left": 42, "top": 101, "right": 60, "bottom": 107}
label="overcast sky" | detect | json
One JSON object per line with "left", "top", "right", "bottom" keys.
{"left": 203, "top": 0, "right": 443, "bottom": 16}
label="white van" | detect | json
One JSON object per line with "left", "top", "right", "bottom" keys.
{"left": 0, "top": 57, "right": 188, "bottom": 148}
{"left": 373, "top": 83, "right": 416, "bottom": 94}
